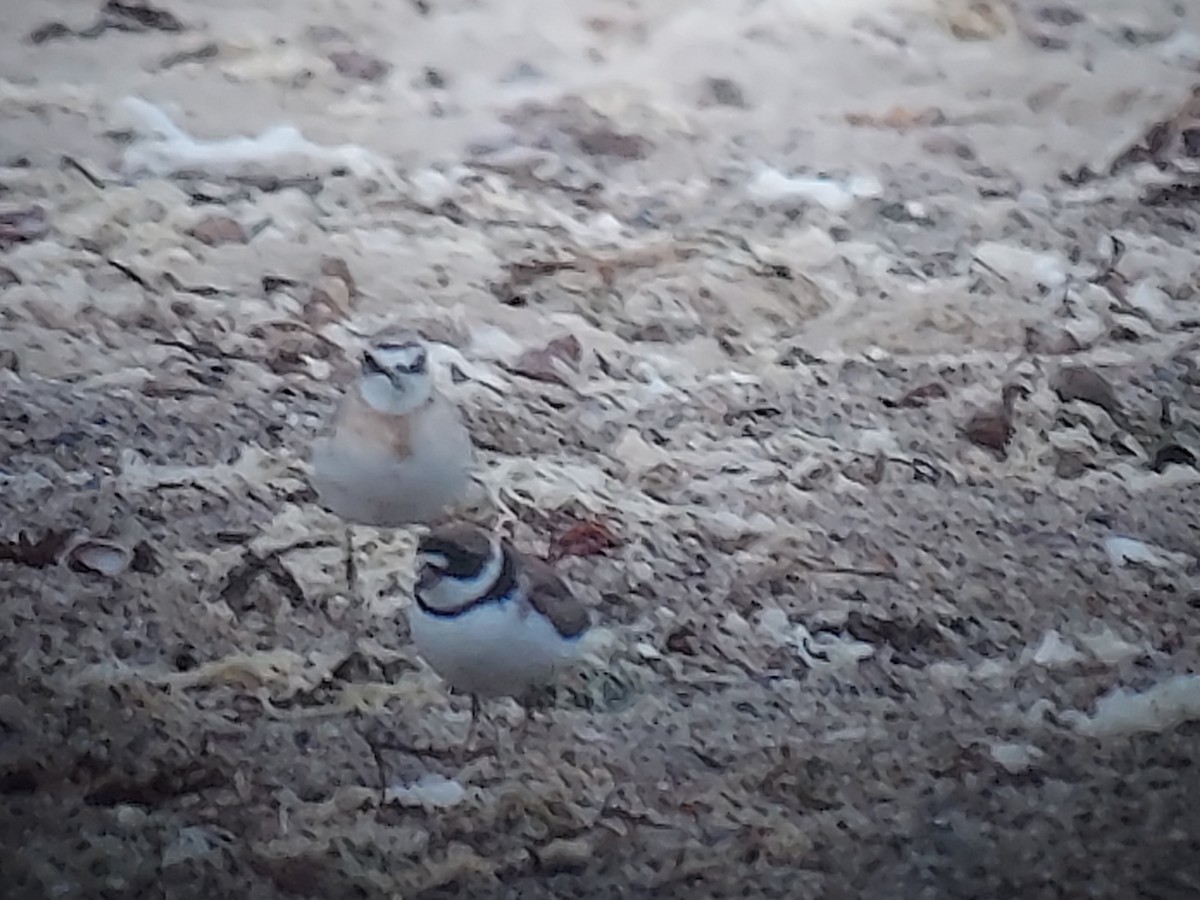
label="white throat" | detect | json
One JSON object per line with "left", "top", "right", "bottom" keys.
{"left": 359, "top": 372, "right": 432, "bottom": 415}
{"left": 418, "top": 541, "right": 506, "bottom": 614}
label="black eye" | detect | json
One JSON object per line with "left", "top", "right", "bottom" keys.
{"left": 362, "top": 353, "right": 387, "bottom": 376}
{"left": 373, "top": 341, "right": 426, "bottom": 375}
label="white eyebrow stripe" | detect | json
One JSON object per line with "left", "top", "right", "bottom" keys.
{"left": 415, "top": 540, "right": 504, "bottom": 614}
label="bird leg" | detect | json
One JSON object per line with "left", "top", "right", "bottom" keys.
{"left": 361, "top": 719, "right": 490, "bottom": 804}
{"left": 344, "top": 526, "right": 358, "bottom": 596}
{"left": 518, "top": 697, "right": 539, "bottom": 748}
{"left": 453, "top": 695, "right": 483, "bottom": 765}
{"left": 364, "top": 730, "right": 391, "bottom": 804}
{"left": 467, "top": 695, "right": 482, "bottom": 746}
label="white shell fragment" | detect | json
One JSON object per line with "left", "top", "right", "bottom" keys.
{"left": 383, "top": 774, "right": 467, "bottom": 809}
{"left": 1066, "top": 676, "right": 1200, "bottom": 738}
{"left": 747, "top": 167, "right": 882, "bottom": 212}
{"left": 66, "top": 539, "right": 132, "bottom": 576}
{"left": 1104, "top": 536, "right": 1192, "bottom": 571}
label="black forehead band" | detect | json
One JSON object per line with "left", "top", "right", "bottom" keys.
{"left": 380, "top": 341, "right": 427, "bottom": 373}
{"left": 415, "top": 542, "right": 519, "bottom": 619}
{"left": 419, "top": 536, "right": 487, "bottom": 578}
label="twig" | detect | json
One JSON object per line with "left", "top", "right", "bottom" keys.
{"left": 60, "top": 155, "right": 108, "bottom": 189}
{"left": 106, "top": 258, "right": 152, "bottom": 289}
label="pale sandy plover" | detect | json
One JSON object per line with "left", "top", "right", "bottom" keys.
{"left": 310, "top": 331, "right": 475, "bottom": 588}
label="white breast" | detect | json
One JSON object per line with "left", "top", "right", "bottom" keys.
{"left": 408, "top": 596, "right": 581, "bottom": 699}
{"left": 311, "top": 397, "right": 472, "bottom": 527}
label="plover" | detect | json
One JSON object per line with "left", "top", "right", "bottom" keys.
{"left": 311, "top": 331, "right": 475, "bottom": 587}
{"left": 410, "top": 522, "right": 591, "bottom": 747}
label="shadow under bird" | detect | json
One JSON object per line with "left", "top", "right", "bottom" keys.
{"left": 411, "top": 522, "right": 591, "bottom": 749}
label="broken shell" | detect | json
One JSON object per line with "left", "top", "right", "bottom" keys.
{"left": 66, "top": 539, "right": 132, "bottom": 576}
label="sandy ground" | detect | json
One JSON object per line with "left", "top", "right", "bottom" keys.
{"left": 2, "top": 0, "right": 1200, "bottom": 897}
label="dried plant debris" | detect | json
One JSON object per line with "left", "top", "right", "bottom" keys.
{"left": 4, "top": 4, "right": 1200, "bottom": 898}
{"left": 1108, "top": 85, "right": 1200, "bottom": 175}
{"left": 883, "top": 381, "right": 948, "bottom": 409}
{"left": 962, "top": 383, "right": 1028, "bottom": 458}
{"left": 156, "top": 41, "right": 219, "bottom": 70}
{"left": 501, "top": 96, "right": 655, "bottom": 162}
{"left": 328, "top": 49, "right": 392, "bottom": 82}
{"left": 101, "top": 0, "right": 185, "bottom": 33}
{"left": 0, "top": 207, "right": 49, "bottom": 248}
{"left": 846, "top": 105, "right": 946, "bottom": 131}
{"left": 508, "top": 334, "right": 583, "bottom": 386}
{"left": 0, "top": 529, "right": 73, "bottom": 567}
{"left": 550, "top": 519, "right": 620, "bottom": 561}
{"left": 30, "top": 0, "right": 185, "bottom": 43}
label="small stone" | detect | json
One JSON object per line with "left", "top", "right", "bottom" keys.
{"left": 510, "top": 334, "right": 583, "bottom": 386}
{"left": 189, "top": 215, "right": 248, "bottom": 247}
{"left": 1055, "top": 451, "right": 1087, "bottom": 479}
{"left": 1053, "top": 365, "right": 1123, "bottom": 421}
{"left": 962, "top": 384, "right": 1028, "bottom": 459}
{"left": 965, "top": 411, "right": 1014, "bottom": 457}
{"left": 328, "top": 49, "right": 391, "bottom": 82}
{"left": 699, "top": 76, "right": 748, "bottom": 109}
{"left": 0, "top": 206, "right": 48, "bottom": 248}
{"left": 305, "top": 277, "right": 353, "bottom": 326}
{"left": 944, "top": 1, "right": 1011, "bottom": 40}
{"left": 499, "top": 61, "right": 543, "bottom": 83}
{"left": 886, "top": 382, "right": 948, "bottom": 408}
{"left": 1151, "top": 444, "right": 1196, "bottom": 473}
{"left": 306, "top": 24, "right": 351, "bottom": 43}
{"left": 575, "top": 127, "right": 651, "bottom": 160}
{"left": 1023, "top": 325, "right": 1081, "bottom": 355}
{"left": 536, "top": 836, "right": 593, "bottom": 873}
{"left": 1037, "top": 6, "right": 1084, "bottom": 26}
{"left": 878, "top": 202, "right": 931, "bottom": 224}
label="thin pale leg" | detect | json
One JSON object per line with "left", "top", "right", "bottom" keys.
{"left": 357, "top": 719, "right": 406, "bottom": 804}
{"left": 517, "top": 699, "right": 538, "bottom": 749}
{"left": 453, "top": 694, "right": 483, "bottom": 766}
{"left": 520, "top": 696, "right": 549, "bottom": 753}
{"left": 364, "top": 730, "right": 390, "bottom": 803}
{"left": 362, "top": 718, "right": 487, "bottom": 796}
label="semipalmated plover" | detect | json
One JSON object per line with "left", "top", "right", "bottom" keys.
{"left": 410, "top": 522, "right": 590, "bottom": 748}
